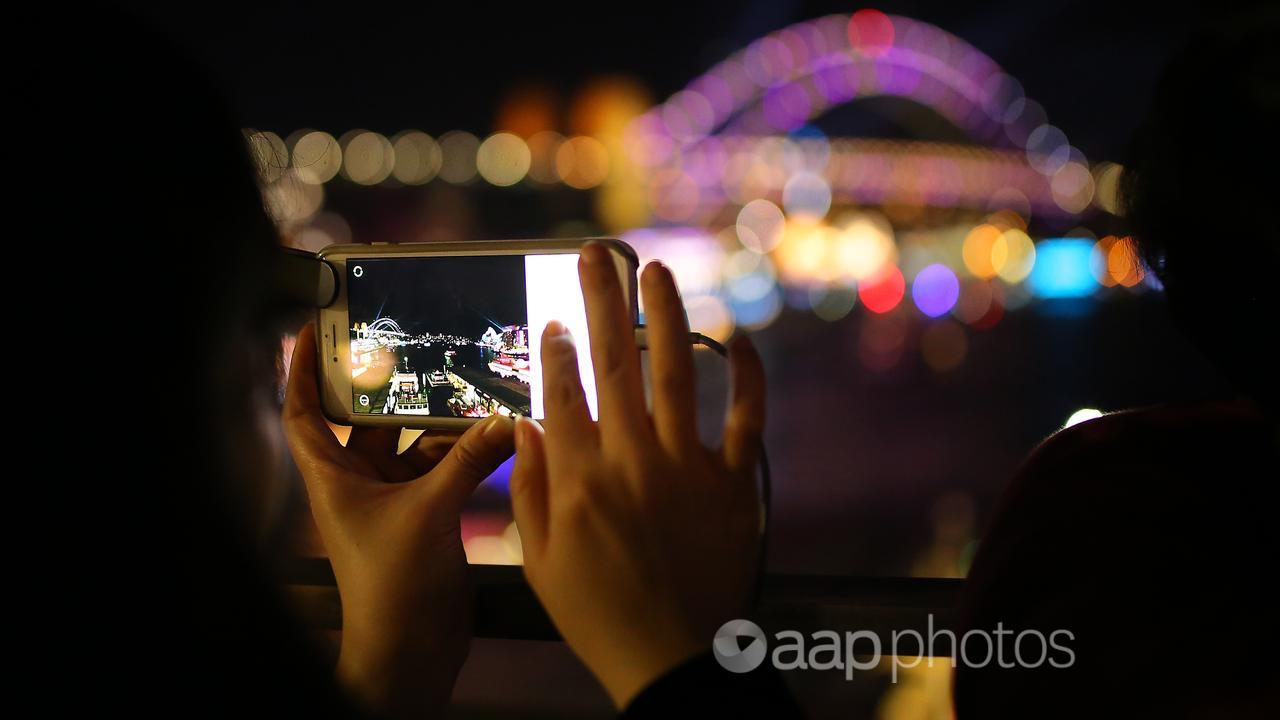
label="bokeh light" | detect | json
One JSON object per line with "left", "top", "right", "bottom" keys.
{"left": 1028, "top": 238, "right": 1098, "bottom": 298}
{"left": 953, "top": 280, "right": 994, "bottom": 324}
{"left": 809, "top": 284, "right": 859, "bottom": 321}
{"left": 391, "top": 131, "right": 442, "bottom": 185}
{"left": 848, "top": 9, "right": 895, "bottom": 58}
{"left": 264, "top": 170, "right": 324, "bottom": 226}
{"left": 1091, "top": 235, "right": 1146, "bottom": 288}
{"left": 858, "top": 265, "right": 906, "bottom": 314}
{"left": 647, "top": 169, "right": 700, "bottom": 221}
{"left": 723, "top": 249, "right": 782, "bottom": 329}
{"left": 341, "top": 131, "right": 394, "bottom": 185}
{"left": 556, "top": 135, "right": 610, "bottom": 189}
{"left": 437, "top": 131, "right": 480, "bottom": 184}
{"left": 961, "top": 224, "right": 1002, "bottom": 279}
{"left": 736, "top": 199, "right": 787, "bottom": 253}
{"left": 1050, "top": 161, "right": 1095, "bottom": 214}
{"left": 684, "top": 294, "right": 734, "bottom": 342}
{"left": 1092, "top": 162, "right": 1125, "bottom": 215}
{"left": 290, "top": 130, "right": 342, "bottom": 184}
{"left": 782, "top": 171, "right": 833, "bottom": 219}
{"left": 833, "top": 211, "right": 897, "bottom": 281}
{"left": 991, "top": 228, "right": 1036, "bottom": 283}
{"left": 912, "top": 264, "right": 961, "bottom": 318}
{"left": 525, "top": 131, "right": 564, "bottom": 185}
{"left": 773, "top": 219, "right": 834, "bottom": 283}
{"left": 476, "top": 132, "right": 532, "bottom": 186}
{"left": 1064, "top": 407, "right": 1104, "bottom": 428}
{"left": 495, "top": 84, "right": 558, "bottom": 139}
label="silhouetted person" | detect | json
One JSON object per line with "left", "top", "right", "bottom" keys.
{"left": 78, "top": 9, "right": 517, "bottom": 717}
{"left": 954, "top": 12, "right": 1279, "bottom": 718}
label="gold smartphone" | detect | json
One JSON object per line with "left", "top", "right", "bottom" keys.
{"left": 313, "top": 238, "right": 639, "bottom": 429}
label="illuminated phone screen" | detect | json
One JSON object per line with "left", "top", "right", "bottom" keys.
{"left": 345, "top": 253, "right": 597, "bottom": 421}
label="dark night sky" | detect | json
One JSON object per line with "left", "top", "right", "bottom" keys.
{"left": 123, "top": 0, "right": 1206, "bottom": 163}
{"left": 347, "top": 256, "right": 527, "bottom": 337}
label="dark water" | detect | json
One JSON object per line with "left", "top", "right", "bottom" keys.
{"left": 396, "top": 342, "right": 488, "bottom": 376}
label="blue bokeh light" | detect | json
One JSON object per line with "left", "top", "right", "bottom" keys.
{"left": 1029, "top": 238, "right": 1098, "bottom": 299}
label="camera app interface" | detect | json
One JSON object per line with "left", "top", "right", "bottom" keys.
{"left": 346, "top": 253, "right": 597, "bottom": 420}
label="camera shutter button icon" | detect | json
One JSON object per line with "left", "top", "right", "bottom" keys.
{"left": 712, "top": 619, "right": 767, "bottom": 673}
{"left": 358, "top": 394, "right": 370, "bottom": 407}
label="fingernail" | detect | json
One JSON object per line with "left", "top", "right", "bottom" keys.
{"left": 483, "top": 415, "right": 508, "bottom": 436}
{"left": 545, "top": 320, "right": 568, "bottom": 338}
{"left": 514, "top": 415, "right": 536, "bottom": 450}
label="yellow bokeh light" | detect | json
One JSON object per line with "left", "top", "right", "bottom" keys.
{"left": 495, "top": 84, "right": 558, "bottom": 139}
{"left": 684, "top": 294, "right": 735, "bottom": 343}
{"left": 568, "top": 76, "right": 652, "bottom": 139}
{"left": 556, "top": 136, "right": 610, "bottom": 189}
{"left": 832, "top": 211, "right": 896, "bottom": 281}
{"left": 290, "top": 131, "right": 342, "bottom": 184}
{"left": 991, "top": 228, "right": 1036, "bottom": 283}
{"left": 773, "top": 219, "right": 836, "bottom": 284}
{"left": 526, "top": 131, "right": 564, "bottom": 185}
{"left": 438, "top": 131, "right": 480, "bottom": 184}
{"left": 341, "top": 131, "right": 394, "bottom": 185}
{"left": 962, "top": 224, "right": 1002, "bottom": 279}
{"left": 1093, "top": 162, "right": 1125, "bottom": 215}
{"left": 391, "top": 131, "right": 442, "bottom": 185}
{"left": 476, "top": 132, "right": 532, "bottom": 187}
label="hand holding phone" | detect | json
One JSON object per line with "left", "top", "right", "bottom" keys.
{"left": 510, "top": 243, "right": 768, "bottom": 710}
{"left": 283, "top": 322, "right": 515, "bottom": 717}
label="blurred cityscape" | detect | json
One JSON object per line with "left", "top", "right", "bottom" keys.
{"left": 154, "top": 3, "right": 1225, "bottom": 716}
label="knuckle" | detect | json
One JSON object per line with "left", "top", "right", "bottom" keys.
{"left": 562, "top": 476, "right": 608, "bottom": 517}
{"left": 547, "top": 374, "right": 583, "bottom": 409}
{"left": 597, "top": 345, "right": 633, "bottom": 384}
{"left": 546, "top": 335, "right": 579, "bottom": 363}
{"left": 451, "top": 439, "right": 487, "bottom": 476}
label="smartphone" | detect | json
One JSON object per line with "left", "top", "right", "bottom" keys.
{"left": 314, "top": 238, "right": 639, "bottom": 429}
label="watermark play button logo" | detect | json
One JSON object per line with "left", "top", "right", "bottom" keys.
{"left": 712, "top": 619, "right": 767, "bottom": 673}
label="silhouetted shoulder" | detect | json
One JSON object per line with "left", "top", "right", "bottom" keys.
{"left": 996, "top": 400, "right": 1274, "bottom": 514}
{"left": 955, "top": 400, "right": 1279, "bottom": 717}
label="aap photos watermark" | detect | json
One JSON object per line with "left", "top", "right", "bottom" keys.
{"left": 712, "top": 616, "right": 1075, "bottom": 682}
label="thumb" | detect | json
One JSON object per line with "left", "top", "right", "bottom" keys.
{"left": 417, "top": 415, "right": 515, "bottom": 511}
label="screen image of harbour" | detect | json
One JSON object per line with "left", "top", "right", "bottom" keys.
{"left": 346, "top": 253, "right": 597, "bottom": 421}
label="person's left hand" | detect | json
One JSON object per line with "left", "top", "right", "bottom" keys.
{"left": 283, "top": 323, "right": 515, "bottom": 718}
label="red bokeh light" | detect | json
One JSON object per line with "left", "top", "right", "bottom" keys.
{"left": 848, "top": 9, "right": 895, "bottom": 58}
{"left": 858, "top": 265, "right": 905, "bottom": 313}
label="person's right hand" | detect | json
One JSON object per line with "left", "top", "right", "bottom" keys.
{"left": 284, "top": 323, "right": 515, "bottom": 718}
{"left": 509, "top": 242, "right": 767, "bottom": 709}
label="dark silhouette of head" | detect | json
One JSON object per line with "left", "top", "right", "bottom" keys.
{"left": 1122, "top": 10, "right": 1280, "bottom": 409}
{"left": 955, "top": 14, "right": 1280, "bottom": 719}
{"left": 76, "top": 9, "right": 349, "bottom": 714}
